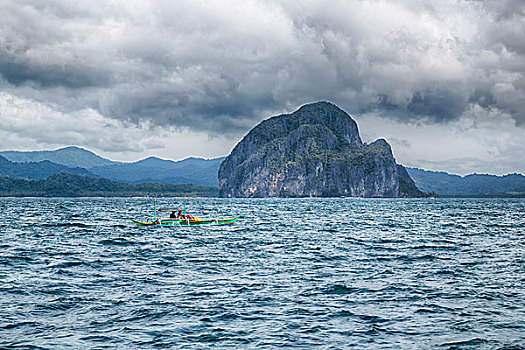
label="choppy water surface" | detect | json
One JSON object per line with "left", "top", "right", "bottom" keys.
{"left": 1, "top": 198, "right": 524, "bottom": 349}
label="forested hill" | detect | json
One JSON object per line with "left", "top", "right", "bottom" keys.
{"left": 0, "top": 155, "right": 93, "bottom": 179}
{"left": 0, "top": 174, "right": 218, "bottom": 197}
{"left": 406, "top": 168, "right": 525, "bottom": 197}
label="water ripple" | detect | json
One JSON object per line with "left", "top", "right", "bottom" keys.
{"left": 0, "top": 197, "right": 524, "bottom": 348}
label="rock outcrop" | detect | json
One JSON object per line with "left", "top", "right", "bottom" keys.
{"left": 219, "top": 102, "right": 425, "bottom": 197}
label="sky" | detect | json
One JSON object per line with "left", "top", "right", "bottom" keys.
{"left": 0, "top": 0, "right": 524, "bottom": 175}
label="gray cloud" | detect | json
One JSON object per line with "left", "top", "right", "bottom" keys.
{"left": 0, "top": 0, "right": 524, "bottom": 156}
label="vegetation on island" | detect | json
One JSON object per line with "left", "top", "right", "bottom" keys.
{"left": 406, "top": 167, "right": 525, "bottom": 197}
{"left": 0, "top": 173, "right": 218, "bottom": 197}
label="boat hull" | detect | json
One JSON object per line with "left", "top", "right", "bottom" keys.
{"left": 131, "top": 216, "right": 240, "bottom": 227}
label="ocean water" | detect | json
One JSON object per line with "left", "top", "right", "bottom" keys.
{"left": 1, "top": 197, "right": 524, "bottom": 349}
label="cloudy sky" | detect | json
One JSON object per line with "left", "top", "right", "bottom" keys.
{"left": 0, "top": 0, "right": 524, "bottom": 175}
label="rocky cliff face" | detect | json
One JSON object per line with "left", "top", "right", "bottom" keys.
{"left": 219, "top": 102, "right": 425, "bottom": 197}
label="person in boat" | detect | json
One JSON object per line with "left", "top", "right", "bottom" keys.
{"left": 169, "top": 211, "right": 177, "bottom": 219}
{"left": 177, "top": 210, "right": 194, "bottom": 220}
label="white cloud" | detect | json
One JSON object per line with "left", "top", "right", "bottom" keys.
{"left": 0, "top": 92, "right": 237, "bottom": 160}
{"left": 355, "top": 103, "right": 525, "bottom": 175}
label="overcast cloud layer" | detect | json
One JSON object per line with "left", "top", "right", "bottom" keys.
{"left": 0, "top": 0, "right": 524, "bottom": 174}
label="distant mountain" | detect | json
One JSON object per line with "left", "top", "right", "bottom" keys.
{"left": 91, "top": 156, "right": 225, "bottom": 187}
{"left": 0, "top": 146, "right": 224, "bottom": 187}
{"left": 0, "top": 146, "right": 115, "bottom": 169}
{"left": 0, "top": 173, "right": 218, "bottom": 197}
{"left": 406, "top": 167, "right": 525, "bottom": 196}
{"left": 0, "top": 155, "right": 93, "bottom": 180}
{"left": 219, "top": 101, "right": 425, "bottom": 197}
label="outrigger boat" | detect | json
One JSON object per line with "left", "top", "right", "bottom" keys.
{"left": 131, "top": 197, "right": 240, "bottom": 227}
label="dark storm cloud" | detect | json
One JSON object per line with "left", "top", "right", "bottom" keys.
{"left": 1, "top": 0, "right": 524, "bottom": 136}
{"left": 406, "top": 89, "right": 468, "bottom": 123}
{"left": 0, "top": 58, "right": 110, "bottom": 88}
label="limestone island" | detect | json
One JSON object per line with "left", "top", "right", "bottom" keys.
{"left": 219, "top": 101, "right": 426, "bottom": 198}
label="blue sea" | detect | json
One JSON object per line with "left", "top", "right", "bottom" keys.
{"left": 1, "top": 198, "right": 524, "bottom": 349}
